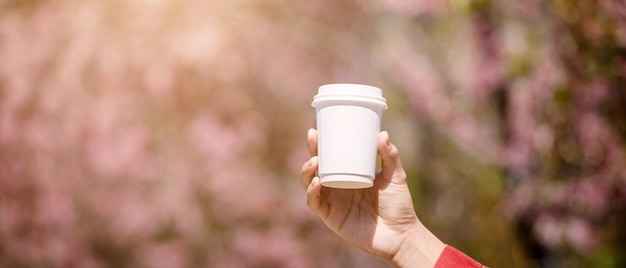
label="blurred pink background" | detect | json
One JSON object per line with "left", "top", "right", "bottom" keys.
{"left": 1, "top": 0, "right": 625, "bottom": 267}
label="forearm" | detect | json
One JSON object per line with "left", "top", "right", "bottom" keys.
{"left": 389, "top": 222, "right": 446, "bottom": 268}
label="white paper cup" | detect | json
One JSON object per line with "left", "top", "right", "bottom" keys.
{"left": 311, "top": 84, "right": 388, "bottom": 189}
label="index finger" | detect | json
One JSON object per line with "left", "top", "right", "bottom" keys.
{"left": 307, "top": 128, "right": 318, "bottom": 156}
{"left": 378, "top": 131, "right": 407, "bottom": 184}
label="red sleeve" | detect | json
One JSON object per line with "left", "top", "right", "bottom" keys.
{"left": 434, "top": 245, "right": 485, "bottom": 268}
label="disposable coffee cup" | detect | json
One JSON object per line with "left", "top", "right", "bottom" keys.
{"left": 311, "top": 83, "right": 388, "bottom": 189}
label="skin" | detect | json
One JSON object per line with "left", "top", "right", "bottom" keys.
{"left": 300, "top": 128, "right": 446, "bottom": 268}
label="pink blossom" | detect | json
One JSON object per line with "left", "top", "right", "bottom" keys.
{"left": 565, "top": 217, "right": 597, "bottom": 254}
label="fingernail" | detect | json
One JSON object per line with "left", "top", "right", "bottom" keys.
{"left": 310, "top": 178, "right": 315, "bottom": 186}
{"left": 306, "top": 158, "right": 313, "bottom": 167}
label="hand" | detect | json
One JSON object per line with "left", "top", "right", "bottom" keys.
{"left": 300, "top": 129, "right": 445, "bottom": 267}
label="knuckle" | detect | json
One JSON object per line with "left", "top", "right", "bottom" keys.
{"left": 388, "top": 146, "right": 399, "bottom": 159}
{"left": 398, "top": 169, "right": 407, "bottom": 179}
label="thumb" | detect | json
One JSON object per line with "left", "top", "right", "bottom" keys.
{"left": 378, "top": 131, "right": 407, "bottom": 184}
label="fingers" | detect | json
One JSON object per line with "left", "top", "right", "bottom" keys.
{"left": 301, "top": 156, "right": 318, "bottom": 190}
{"left": 378, "top": 131, "right": 407, "bottom": 184}
{"left": 307, "top": 128, "right": 318, "bottom": 157}
{"left": 306, "top": 176, "right": 330, "bottom": 219}
{"left": 301, "top": 156, "right": 329, "bottom": 218}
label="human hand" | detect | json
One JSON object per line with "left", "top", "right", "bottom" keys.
{"left": 300, "top": 129, "right": 445, "bottom": 267}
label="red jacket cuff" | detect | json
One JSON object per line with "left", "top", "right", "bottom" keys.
{"left": 434, "top": 245, "right": 485, "bottom": 268}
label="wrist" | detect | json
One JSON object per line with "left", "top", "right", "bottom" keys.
{"left": 390, "top": 222, "right": 446, "bottom": 268}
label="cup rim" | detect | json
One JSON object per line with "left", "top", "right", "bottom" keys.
{"left": 312, "top": 83, "right": 388, "bottom": 109}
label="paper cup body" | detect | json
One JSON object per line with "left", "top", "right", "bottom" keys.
{"left": 312, "top": 84, "right": 387, "bottom": 189}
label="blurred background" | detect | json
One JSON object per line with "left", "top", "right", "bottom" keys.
{"left": 1, "top": 0, "right": 625, "bottom": 267}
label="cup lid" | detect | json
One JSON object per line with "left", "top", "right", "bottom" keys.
{"left": 312, "top": 83, "right": 388, "bottom": 109}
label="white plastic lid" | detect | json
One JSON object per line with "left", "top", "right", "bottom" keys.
{"left": 312, "top": 83, "right": 388, "bottom": 109}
